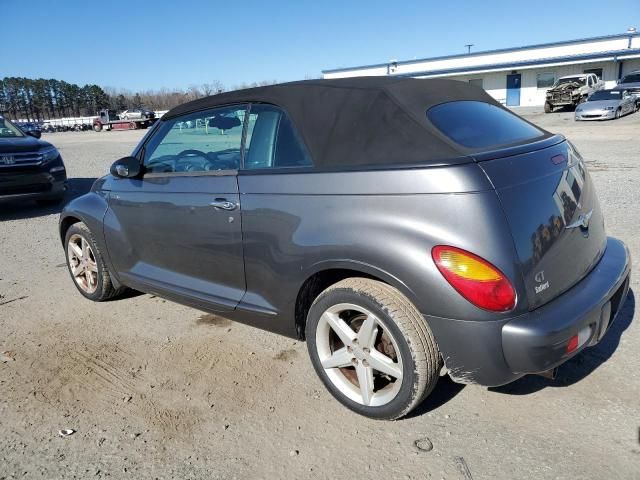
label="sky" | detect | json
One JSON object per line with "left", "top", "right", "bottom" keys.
{"left": 3, "top": 0, "right": 639, "bottom": 92}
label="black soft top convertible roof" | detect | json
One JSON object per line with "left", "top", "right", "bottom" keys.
{"left": 164, "top": 77, "right": 551, "bottom": 168}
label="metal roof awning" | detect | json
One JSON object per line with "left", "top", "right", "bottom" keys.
{"left": 394, "top": 49, "right": 640, "bottom": 79}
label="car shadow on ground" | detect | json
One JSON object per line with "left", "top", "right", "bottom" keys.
{"left": 0, "top": 177, "right": 97, "bottom": 221}
{"left": 490, "top": 289, "right": 635, "bottom": 396}
{"left": 407, "top": 376, "right": 467, "bottom": 418}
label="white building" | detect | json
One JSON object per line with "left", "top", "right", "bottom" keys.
{"left": 322, "top": 31, "right": 640, "bottom": 107}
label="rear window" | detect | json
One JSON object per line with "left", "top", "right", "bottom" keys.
{"left": 427, "top": 101, "right": 543, "bottom": 149}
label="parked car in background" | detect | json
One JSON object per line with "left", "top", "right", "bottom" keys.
{"left": 614, "top": 70, "right": 640, "bottom": 102}
{"left": 59, "top": 78, "right": 630, "bottom": 420}
{"left": 16, "top": 122, "right": 42, "bottom": 139}
{"left": 575, "top": 89, "right": 638, "bottom": 121}
{"left": 0, "top": 115, "right": 66, "bottom": 204}
{"left": 545, "top": 73, "right": 604, "bottom": 113}
{"left": 119, "top": 108, "right": 155, "bottom": 120}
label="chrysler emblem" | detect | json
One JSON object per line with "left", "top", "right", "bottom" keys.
{"left": 566, "top": 209, "right": 593, "bottom": 231}
{"left": 1, "top": 155, "right": 15, "bottom": 165}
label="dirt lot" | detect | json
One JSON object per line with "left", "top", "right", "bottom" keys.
{"left": 1, "top": 108, "right": 639, "bottom": 479}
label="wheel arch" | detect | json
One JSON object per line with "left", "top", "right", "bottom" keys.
{"left": 293, "top": 260, "right": 420, "bottom": 340}
{"left": 59, "top": 214, "right": 82, "bottom": 244}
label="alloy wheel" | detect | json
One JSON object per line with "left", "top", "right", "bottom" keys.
{"left": 315, "top": 303, "right": 403, "bottom": 407}
{"left": 67, "top": 234, "right": 98, "bottom": 294}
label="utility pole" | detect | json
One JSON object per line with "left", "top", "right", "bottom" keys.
{"left": 465, "top": 44, "right": 474, "bottom": 54}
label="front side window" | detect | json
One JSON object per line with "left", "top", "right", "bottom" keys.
{"left": 537, "top": 72, "right": 556, "bottom": 89}
{"left": 243, "top": 104, "right": 312, "bottom": 170}
{"left": 427, "top": 101, "right": 543, "bottom": 149}
{"left": 143, "top": 105, "right": 247, "bottom": 174}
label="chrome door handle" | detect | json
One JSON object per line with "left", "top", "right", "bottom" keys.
{"left": 210, "top": 199, "right": 237, "bottom": 211}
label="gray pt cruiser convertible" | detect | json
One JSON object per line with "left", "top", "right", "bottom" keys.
{"left": 59, "top": 78, "right": 630, "bottom": 420}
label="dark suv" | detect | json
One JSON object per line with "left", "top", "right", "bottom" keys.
{"left": 59, "top": 78, "right": 630, "bottom": 420}
{"left": 0, "top": 115, "right": 66, "bottom": 204}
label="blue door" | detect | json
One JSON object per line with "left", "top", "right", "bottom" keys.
{"left": 506, "top": 74, "right": 521, "bottom": 106}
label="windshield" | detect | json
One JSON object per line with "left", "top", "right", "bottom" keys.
{"left": 556, "top": 77, "right": 586, "bottom": 86}
{"left": 427, "top": 101, "right": 543, "bottom": 149}
{"left": 588, "top": 90, "right": 623, "bottom": 101}
{"left": 621, "top": 73, "right": 640, "bottom": 83}
{"left": 0, "top": 116, "right": 25, "bottom": 138}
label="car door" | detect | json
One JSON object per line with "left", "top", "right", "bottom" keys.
{"left": 104, "top": 104, "right": 248, "bottom": 312}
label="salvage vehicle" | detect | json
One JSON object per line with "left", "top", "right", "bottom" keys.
{"left": 59, "top": 78, "right": 631, "bottom": 420}
{"left": 545, "top": 73, "right": 603, "bottom": 113}
{"left": 0, "top": 114, "right": 66, "bottom": 204}
{"left": 119, "top": 107, "right": 155, "bottom": 120}
{"left": 575, "top": 89, "right": 638, "bottom": 121}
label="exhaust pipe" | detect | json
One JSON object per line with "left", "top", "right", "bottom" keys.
{"left": 534, "top": 367, "right": 558, "bottom": 380}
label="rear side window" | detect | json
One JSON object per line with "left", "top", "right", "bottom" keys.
{"left": 244, "top": 104, "right": 312, "bottom": 170}
{"left": 427, "top": 101, "right": 543, "bottom": 149}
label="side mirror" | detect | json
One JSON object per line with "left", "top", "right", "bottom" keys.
{"left": 110, "top": 156, "right": 142, "bottom": 178}
{"left": 26, "top": 130, "right": 41, "bottom": 139}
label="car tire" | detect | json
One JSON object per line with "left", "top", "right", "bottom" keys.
{"left": 544, "top": 102, "right": 553, "bottom": 113}
{"left": 615, "top": 108, "right": 621, "bottom": 119}
{"left": 306, "top": 277, "right": 442, "bottom": 420}
{"left": 65, "top": 222, "right": 123, "bottom": 302}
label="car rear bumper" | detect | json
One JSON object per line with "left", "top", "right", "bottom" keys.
{"left": 426, "top": 237, "right": 631, "bottom": 386}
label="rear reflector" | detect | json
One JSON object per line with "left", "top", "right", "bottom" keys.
{"left": 566, "top": 326, "right": 591, "bottom": 354}
{"left": 432, "top": 246, "right": 516, "bottom": 312}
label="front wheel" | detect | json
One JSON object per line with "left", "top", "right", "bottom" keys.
{"left": 544, "top": 102, "right": 553, "bottom": 113}
{"left": 65, "top": 222, "right": 123, "bottom": 301}
{"left": 615, "top": 108, "right": 621, "bottom": 120}
{"left": 306, "top": 278, "right": 442, "bottom": 420}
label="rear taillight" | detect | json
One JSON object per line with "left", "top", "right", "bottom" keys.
{"left": 432, "top": 246, "right": 516, "bottom": 312}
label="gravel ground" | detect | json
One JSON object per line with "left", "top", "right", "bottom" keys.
{"left": 1, "top": 109, "right": 639, "bottom": 479}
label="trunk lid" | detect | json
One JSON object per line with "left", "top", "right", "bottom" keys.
{"left": 478, "top": 140, "right": 607, "bottom": 310}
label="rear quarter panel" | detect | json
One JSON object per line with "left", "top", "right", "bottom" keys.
{"left": 237, "top": 165, "right": 527, "bottom": 335}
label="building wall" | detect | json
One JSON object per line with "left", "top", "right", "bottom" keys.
{"left": 444, "top": 58, "right": 640, "bottom": 107}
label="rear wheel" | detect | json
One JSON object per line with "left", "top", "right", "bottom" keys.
{"left": 93, "top": 122, "right": 103, "bottom": 132}
{"left": 306, "top": 278, "right": 442, "bottom": 420}
{"left": 65, "top": 222, "right": 122, "bottom": 301}
{"left": 544, "top": 102, "right": 553, "bottom": 113}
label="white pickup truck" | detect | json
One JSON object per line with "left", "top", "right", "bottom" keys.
{"left": 545, "top": 73, "right": 604, "bottom": 113}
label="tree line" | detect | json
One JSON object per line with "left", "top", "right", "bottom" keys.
{"left": 0, "top": 77, "right": 281, "bottom": 121}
